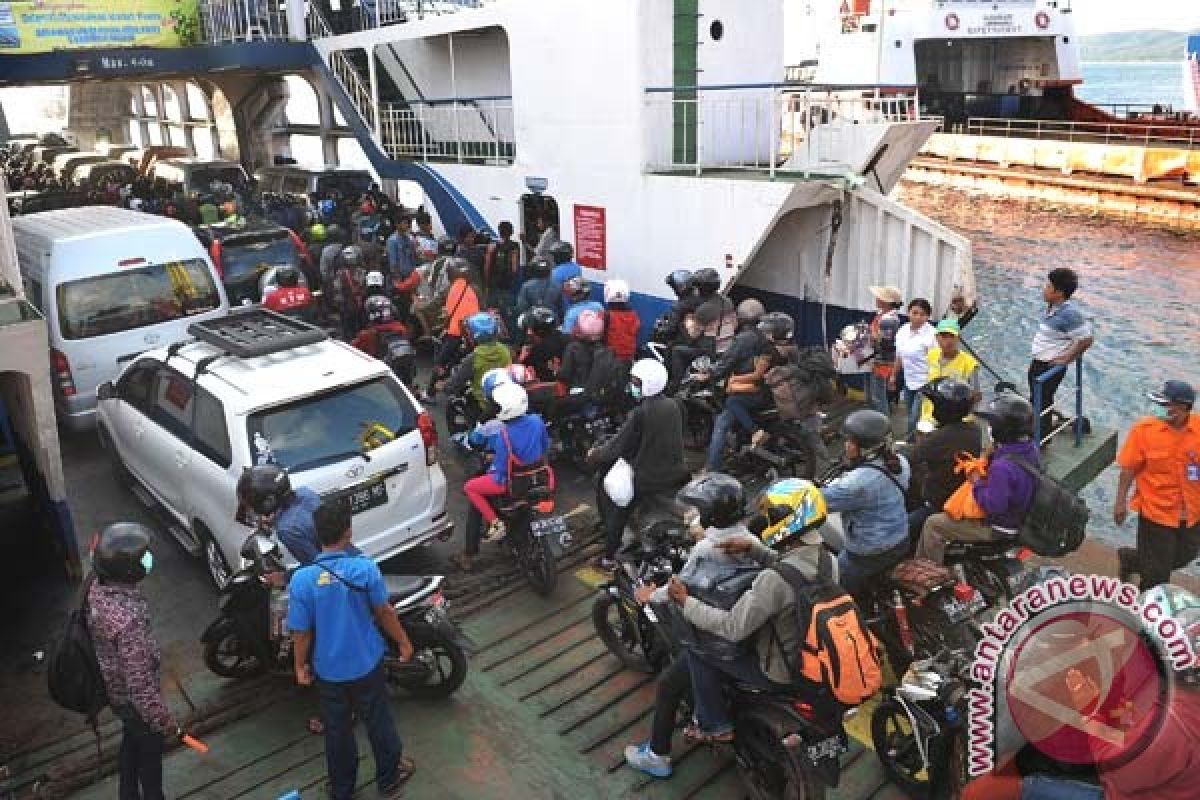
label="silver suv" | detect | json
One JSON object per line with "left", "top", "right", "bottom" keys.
{"left": 96, "top": 310, "right": 452, "bottom": 587}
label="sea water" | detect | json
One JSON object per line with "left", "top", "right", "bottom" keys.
{"left": 896, "top": 185, "right": 1200, "bottom": 562}
{"left": 1078, "top": 62, "right": 1186, "bottom": 109}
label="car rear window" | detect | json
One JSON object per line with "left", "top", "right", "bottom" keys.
{"left": 246, "top": 377, "right": 416, "bottom": 473}
{"left": 56, "top": 258, "right": 222, "bottom": 340}
{"left": 220, "top": 234, "right": 300, "bottom": 280}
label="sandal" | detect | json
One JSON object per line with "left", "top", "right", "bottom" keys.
{"left": 683, "top": 724, "right": 734, "bottom": 744}
{"left": 381, "top": 756, "right": 417, "bottom": 797}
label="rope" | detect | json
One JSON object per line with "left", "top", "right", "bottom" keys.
{"left": 821, "top": 196, "right": 844, "bottom": 346}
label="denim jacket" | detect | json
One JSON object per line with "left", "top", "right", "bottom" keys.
{"left": 821, "top": 456, "right": 911, "bottom": 556}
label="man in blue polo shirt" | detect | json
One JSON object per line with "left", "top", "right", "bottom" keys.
{"left": 1028, "top": 267, "right": 1093, "bottom": 427}
{"left": 289, "top": 497, "right": 415, "bottom": 800}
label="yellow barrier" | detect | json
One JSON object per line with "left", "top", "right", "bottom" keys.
{"left": 921, "top": 133, "right": 1200, "bottom": 184}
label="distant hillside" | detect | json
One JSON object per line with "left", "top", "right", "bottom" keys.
{"left": 1081, "top": 30, "right": 1197, "bottom": 62}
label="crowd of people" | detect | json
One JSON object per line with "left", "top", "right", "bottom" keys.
{"left": 36, "top": 159, "right": 1200, "bottom": 799}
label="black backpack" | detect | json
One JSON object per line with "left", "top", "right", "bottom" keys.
{"left": 1000, "top": 455, "right": 1089, "bottom": 557}
{"left": 47, "top": 577, "right": 108, "bottom": 722}
{"left": 584, "top": 344, "right": 627, "bottom": 405}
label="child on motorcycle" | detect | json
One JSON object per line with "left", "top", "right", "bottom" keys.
{"left": 603, "top": 279, "right": 640, "bottom": 363}
{"left": 453, "top": 382, "right": 553, "bottom": 573}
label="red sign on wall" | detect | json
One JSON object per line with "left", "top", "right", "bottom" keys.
{"left": 573, "top": 204, "right": 606, "bottom": 270}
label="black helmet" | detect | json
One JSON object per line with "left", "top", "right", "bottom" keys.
{"left": 276, "top": 266, "right": 299, "bottom": 288}
{"left": 237, "top": 464, "right": 292, "bottom": 516}
{"left": 665, "top": 269, "right": 694, "bottom": 298}
{"left": 519, "top": 305, "right": 557, "bottom": 336}
{"left": 445, "top": 257, "right": 472, "bottom": 281}
{"left": 676, "top": 473, "right": 745, "bottom": 529}
{"left": 437, "top": 236, "right": 457, "bottom": 256}
{"left": 736, "top": 298, "right": 766, "bottom": 326}
{"left": 975, "top": 392, "right": 1035, "bottom": 444}
{"left": 365, "top": 294, "right": 395, "bottom": 325}
{"left": 527, "top": 256, "right": 553, "bottom": 279}
{"left": 692, "top": 268, "right": 721, "bottom": 295}
{"left": 922, "top": 377, "right": 973, "bottom": 427}
{"left": 93, "top": 522, "right": 154, "bottom": 584}
{"left": 757, "top": 312, "right": 794, "bottom": 342}
{"left": 549, "top": 240, "right": 574, "bottom": 265}
{"left": 842, "top": 409, "right": 892, "bottom": 454}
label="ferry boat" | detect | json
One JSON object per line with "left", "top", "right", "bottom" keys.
{"left": 293, "top": 0, "right": 974, "bottom": 339}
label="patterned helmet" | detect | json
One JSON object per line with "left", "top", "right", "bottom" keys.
{"left": 755, "top": 479, "right": 828, "bottom": 551}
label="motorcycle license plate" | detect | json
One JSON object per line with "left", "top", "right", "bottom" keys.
{"left": 347, "top": 480, "right": 388, "bottom": 515}
{"left": 530, "top": 516, "right": 571, "bottom": 554}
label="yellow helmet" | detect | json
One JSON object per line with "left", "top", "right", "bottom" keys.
{"left": 756, "top": 478, "right": 827, "bottom": 551}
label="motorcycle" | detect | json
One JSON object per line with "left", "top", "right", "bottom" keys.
{"left": 872, "top": 649, "right": 972, "bottom": 800}
{"left": 592, "top": 510, "right": 690, "bottom": 672}
{"left": 944, "top": 538, "right": 1043, "bottom": 607}
{"left": 201, "top": 525, "right": 472, "bottom": 699}
{"left": 551, "top": 398, "right": 622, "bottom": 472}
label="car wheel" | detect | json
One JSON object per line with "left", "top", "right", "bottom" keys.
{"left": 198, "top": 524, "right": 233, "bottom": 590}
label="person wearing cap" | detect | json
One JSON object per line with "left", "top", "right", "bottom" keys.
{"left": 1114, "top": 380, "right": 1200, "bottom": 590}
{"left": 918, "top": 318, "right": 981, "bottom": 431}
{"left": 1029, "top": 267, "right": 1093, "bottom": 426}
{"left": 866, "top": 285, "right": 903, "bottom": 415}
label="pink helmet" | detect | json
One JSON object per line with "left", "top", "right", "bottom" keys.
{"left": 574, "top": 309, "right": 605, "bottom": 340}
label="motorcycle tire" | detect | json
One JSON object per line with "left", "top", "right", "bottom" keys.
{"left": 871, "top": 697, "right": 931, "bottom": 798}
{"left": 391, "top": 629, "right": 469, "bottom": 700}
{"left": 592, "top": 591, "right": 655, "bottom": 673}
{"left": 203, "top": 621, "right": 268, "bottom": 680}
{"left": 734, "top": 713, "right": 826, "bottom": 800}
{"left": 525, "top": 531, "right": 559, "bottom": 596}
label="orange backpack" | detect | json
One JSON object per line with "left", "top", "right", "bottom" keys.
{"left": 772, "top": 563, "right": 882, "bottom": 706}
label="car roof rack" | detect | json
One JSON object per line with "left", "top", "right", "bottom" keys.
{"left": 187, "top": 308, "right": 327, "bottom": 359}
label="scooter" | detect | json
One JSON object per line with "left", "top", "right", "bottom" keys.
{"left": 201, "top": 524, "right": 472, "bottom": 699}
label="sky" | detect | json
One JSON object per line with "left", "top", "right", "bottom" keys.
{"left": 1076, "top": 0, "right": 1200, "bottom": 34}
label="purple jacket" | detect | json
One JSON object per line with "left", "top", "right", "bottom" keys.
{"left": 88, "top": 582, "right": 173, "bottom": 733}
{"left": 972, "top": 441, "right": 1040, "bottom": 531}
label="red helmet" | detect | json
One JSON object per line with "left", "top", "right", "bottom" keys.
{"left": 360, "top": 199, "right": 375, "bottom": 215}
{"left": 573, "top": 309, "right": 605, "bottom": 340}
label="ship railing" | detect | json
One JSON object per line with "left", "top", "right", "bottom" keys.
{"left": 200, "top": 0, "right": 292, "bottom": 44}
{"left": 379, "top": 98, "right": 515, "bottom": 165}
{"left": 966, "top": 117, "right": 1200, "bottom": 150}
{"left": 1032, "top": 359, "right": 1086, "bottom": 449}
{"left": 644, "top": 83, "right": 922, "bottom": 178}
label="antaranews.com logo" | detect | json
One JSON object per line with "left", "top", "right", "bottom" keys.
{"left": 967, "top": 574, "right": 1196, "bottom": 777}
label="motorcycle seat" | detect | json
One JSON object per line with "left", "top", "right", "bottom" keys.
{"left": 945, "top": 538, "right": 1020, "bottom": 559}
{"left": 384, "top": 575, "right": 437, "bottom": 603}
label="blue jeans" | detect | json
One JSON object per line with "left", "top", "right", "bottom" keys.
{"left": 686, "top": 650, "right": 786, "bottom": 735}
{"left": 1021, "top": 775, "right": 1104, "bottom": 800}
{"left": 838, "top": 540, "right": 909, "bottom": 595}
{"left": 706, "top": 394, "right": 765, "bottom": 471}
{"left": 866, "top": 373, "right": 890, "bottom": 415}
{"left": 317, "top": 662, "right": 402, "bottom": 800}
{"left": 901, "top": 387, "right": 922, "bottom": 437}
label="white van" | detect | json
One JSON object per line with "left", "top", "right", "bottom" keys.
{"left": 13, "top": 207, "right": 230, "bottom": 432}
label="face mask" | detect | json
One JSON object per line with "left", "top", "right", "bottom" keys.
{"left": 140, "top": 550, "right": 154, "bottom": 575}
{"left": 629, "top": 384, "right": 642, "bottom": 400}
{"left": 1155, "top": 404, "right": 1174, "bottom": 422}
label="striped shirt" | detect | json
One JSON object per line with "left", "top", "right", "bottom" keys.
{"left": 1031, "top": 300, "right": 1092, "bottom": 361}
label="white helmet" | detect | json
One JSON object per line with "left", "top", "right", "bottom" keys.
{"left": 493, "top": 381, "right": 529, "bottom": 421}
{"left": 630, "top": 358, "right": 668, "bottom": 399}
{"left": 481, "top": 367, "right": 513, "bottom": 401}
{"left": 603, "top": 279, "right": 631, "bottom": 305}
{"left": 365, "top": 270, "right": 385, "bottom": 289}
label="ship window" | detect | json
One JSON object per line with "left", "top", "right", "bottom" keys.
{"left": 710, "top": 20, "right": 724, "bottom": 41}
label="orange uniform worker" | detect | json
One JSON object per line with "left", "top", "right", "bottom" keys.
{"left": 1114, "top": 380, "right": 1200, "bottom": 590}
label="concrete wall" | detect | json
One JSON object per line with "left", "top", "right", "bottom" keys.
{"left": 67, "top": 83, "right": 133, "bottom": 150}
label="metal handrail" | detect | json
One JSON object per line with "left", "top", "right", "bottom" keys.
{"left": 378, "top": 99, "right": 514, "bottom": 164}
{"left": 200, "top": 0, "right": 290, "bottom": 44}
{"left": 1032, "top": 359, "right": 1084, "bottom": 448}
{"left": 965, "top": 117, "right": 1200, "bottom": 150}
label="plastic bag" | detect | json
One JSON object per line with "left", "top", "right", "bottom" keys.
{"left": 943, "top": 452, "right": 988, "bottom": 521}
{"left": 603, "top": 458, "right": 634, "bottom": 508}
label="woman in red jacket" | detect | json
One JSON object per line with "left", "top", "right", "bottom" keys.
{"left": 603, "top": 279, "right": 640, "bottom": 362}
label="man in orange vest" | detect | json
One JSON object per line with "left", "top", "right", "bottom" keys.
{"left": 1115, "top": 380, "right": 1200, "bottom": 589}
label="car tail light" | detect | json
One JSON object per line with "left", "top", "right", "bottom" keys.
{"left": 51, "top": 349, "right": 76, "bottom": 397}
{"left": 210, "top": 241, "right": 224, "bottom": 279}
{"left": 417, "top": 411, "right": 438, "bottom": 465}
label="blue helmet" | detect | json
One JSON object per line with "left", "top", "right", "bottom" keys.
{"left": 465, "top": 312, "right": 498, "bottom": 344}
{"left": 318, "top": 198, "right": 336, "bottom": 221}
